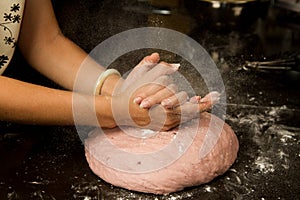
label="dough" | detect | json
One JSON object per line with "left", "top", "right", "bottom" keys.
{"left": 85, "top": 112, "right": 239, "bottom": 194}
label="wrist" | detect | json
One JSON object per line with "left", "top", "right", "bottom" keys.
{"left": 101, "top": 74, "right": 124, "bottom": 96}
{"left": 112, "top": 94, "right": 151, "bottom": 128}
{"left": 94, "top": 69, "right": 121, "bottom": 95}
{"left": 95, "top": 95, "right": 117, "bottom": 128}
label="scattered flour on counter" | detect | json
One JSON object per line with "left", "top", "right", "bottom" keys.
{"left": 169, "top": 196, "right": 180, "bottom": 200}
{"left": 254, "top": 156, "right": 275, "bottom": 173}
{"left": 266, "top": 125, "right": 297, "bottom": 144}
{"left": 204, "top": 185, "right": 213, "bottom": 192}
{"left": 224, "top": 104, "right": 299, "bottom": 199}
{"left": 227, "top": 105, "right": 299, "bottom": 175}
{"left": 252, "top": 124, "right": 298, "bottom": 173}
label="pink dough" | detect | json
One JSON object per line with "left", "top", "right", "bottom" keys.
{"left": 85, "top": 112, "right": 239, "bottom": 194}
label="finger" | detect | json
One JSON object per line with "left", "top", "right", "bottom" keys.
{"left": 127, "top": 62, "right": 180, "bottom": 104}
{"left": 172, "top": 92, "right": 221, "bottom": 120}
{"left": 139, "top": 83, "right": 177, "bottom": 108}
{"left": 173, "top": 102, "right": 198, "bottom": 115}
{"left": 142, "top": 52, "right": 160, "bottom": 64}
{"left": 161, "top": 91, "right": 189, "bottom": 108}
{"left": 160, "top": 91, "right": 220, "bottom": 129}
{"left": 128, "top": 53, "right": 160, "bottom": 77}
{"left": 133, "top": 75, "right": 172, "bottom": 104}
{"left": 132, "top": 62, "right": 179, "bottom": 104}
{"left": 189, "top": 96, "right": 201, "bottom": 104}
{"left": 148, "top": 104, "right": 182, "bottom": 131}
{"left": 141, "top": 62, "right": 180, "bottom": 84}
{"left": 167, "top": 103, "right": 198, "bottom": 125}
{"left": 199, "top": 91, "right": 221, "bottom": 108}
{"left": 121, "top": 53, "right": 160, "bottom": 91}
{"left": 140, "top": 83, "right": 177, "bottom": 108}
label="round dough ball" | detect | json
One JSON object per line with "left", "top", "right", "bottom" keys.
{"left": 85, "top": 112, "right": 239, "bottom": 194}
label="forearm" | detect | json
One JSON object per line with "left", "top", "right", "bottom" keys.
{"left": 0, "top": 76, "right": 115, "bottom": 127}
{"left": 18, "top": 0, "right": 106, "bottom": 91}
{"left": 22, "top": 34, "right": 89, "bottom": 90}
{"left": 19, "top": 24, "right": 94, "bottom": 91}
{"left": 0, "top": 76, "right": 73, "bottom": 125}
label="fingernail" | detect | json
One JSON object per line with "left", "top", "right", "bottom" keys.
{"left": 211, "top": 91, "right": 221, "bottom": 97}
{"left": 170, "top": 63, "right": 180, "bottom": 70}
{"left": 210, "top": 92, "right": 221, "bottom": 103}
{"left": 140, "top": 100, "right": 150, "bottom": 108}
{"left": 145, "top": 59, "right": 154, "bottom": 64}
{"left": 190, "top": 96, "right": 201, "bottom": 104}
{"left": 161, "top": 99, "right": 172, "bottom": 107}
{"left": 145, "top": 53, "right": 159, "bottom": 64}
{"left": 200, "top": 97, "right": 207, "bottom": 103}
{"left": 133, "top": 96, "right": 143, "bottom": 104}
{"left": 200, "top": 92, "right": 220, "bottom": 103}
{"left": 214, "top": 97, "right": 220, "bottom": 103}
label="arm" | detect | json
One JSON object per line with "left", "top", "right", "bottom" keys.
{"left": 2, "top": 0, "right": 216, "bottom": 129}
{"left": 18, "top": 0, "right": 98, "bottom": 90}
{"left": 0, "top": 75, "right": 118, "bottom": 127}
{"left": 0, "top": 76, "right": 76, "bottom": 125}
{"left": 0, "top": 0, "right": 116, "bottom": 126}
{"left": 0, "top": 0, "right": 156, "bottom": 127}
{"left": 17, "top": 0, "right": 172, "bottom": 102}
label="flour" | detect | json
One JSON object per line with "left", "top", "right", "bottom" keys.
{"left": 203, "top": 185, "right": 213, "bottom": 192}
{"left": 141, "top": 129, "right": 156, "bottom": 138}
{"left": 254, "top": 156, "right": 275, "bottom": 173}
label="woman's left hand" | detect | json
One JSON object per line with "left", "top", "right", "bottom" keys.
{"left": 101, "top": 53, "right": 187, "bottom": 109}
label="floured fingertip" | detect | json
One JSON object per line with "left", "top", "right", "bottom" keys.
{"left": 170, "top": 63, "right": 180, "bottom": 70}
{"left": 140, "top": 100, "right": 150, "bottom": 109}
{"left": 189, "top": 96, "right": 201, "bottom": 104}
{"left": 144, "top": 53, "right": 160, "bottom": 64}
{"left": 200, "top": 91, "right": 221, "bottom": 103}
{"left": 161, "top": 98, "right": 172, "bottom": 108}
{"left": 133, "top": 96, "right": 143, "bottom": 104}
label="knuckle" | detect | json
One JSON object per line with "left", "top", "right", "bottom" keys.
{"left": 156, "top": 75, "right": 172, "bottom": 86}
{"left": 159, "top": 61, "right": 171, "bottom": 67}
{"left": 178, "top": 91, "right": 188, "bottom": 100}
{"left": 145, "top": 96, "right": 157, "bottom": 105}
{"left": 135, "top": 91, "right": 147, "bottom": 98}
{"left": 180, "top": 91, "right": 188, "bottom": 97}
{"left": 167, "top": 84, "right": 178, "bottom": 93}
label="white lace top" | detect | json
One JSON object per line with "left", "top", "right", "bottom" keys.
{"left": 0, "top": 0, "right": 25, "bottom": 75}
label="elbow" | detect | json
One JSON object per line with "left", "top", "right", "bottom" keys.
{"left": 18, "top": 28, "right": 64, "bottom": 65}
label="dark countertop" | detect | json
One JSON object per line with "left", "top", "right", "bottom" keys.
{"left": 1, "top": 0, "right": 299, "bottom": 199}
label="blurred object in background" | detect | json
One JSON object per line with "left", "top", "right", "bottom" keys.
{"left": 241, "top": 53, "right": 300, "bottom": 87}
{"left": 184, "top": 0, "right": 270, "bottom": 32}
{"left": 274, "top": 0, "right": 300, "bottom": 13}
{"left": 255, "top": 0, "right": 300, "bottom": 56}
{"left": 271, "top": 0, "right": 300, "bottom": 30}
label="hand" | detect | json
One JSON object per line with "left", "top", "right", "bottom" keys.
{"left": 111, "top": 57, "right": 220, "bottom": 131}
{"left": 176, "top": 91, "right": 221, "bottom": 123}
{"left": 111, "top": 59, "right": 181, "bottom": 129}
{"left": 111, "top": 91, "right": 220, "bottom": 131}
{"left": 102, "top": 53, "right": 188, "bottom": 109}
{"left": 147, "top": 91, "right": 221, "bottom": 130}
{"left": 101, "top": 52, "right": 220, "bottom": 131}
